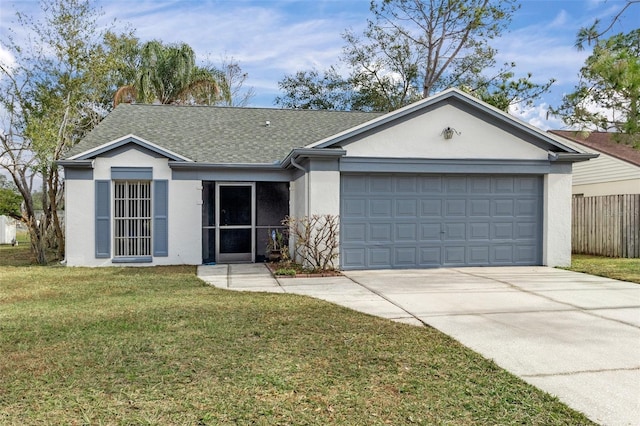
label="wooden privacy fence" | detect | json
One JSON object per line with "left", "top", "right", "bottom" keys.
{"left": 572, "top": 194, "right": 640, "bottom": 258}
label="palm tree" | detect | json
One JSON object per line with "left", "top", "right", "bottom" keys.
{"left": 114, "top": 40, "right": 221, "bottom": 106}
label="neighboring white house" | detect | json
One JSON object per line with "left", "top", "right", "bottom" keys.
{"left": 550, "top": 130, "right": 640, "bottom": 197}
{"left": 59, "top": 89, "right": 595, "bottom": 269}
{"left": 0, "top": 215, "right": 17, "bottom": 245}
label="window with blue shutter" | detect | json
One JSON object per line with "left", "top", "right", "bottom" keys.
{"left": 95, "top": 180, "right": 111, "bottom": 258}
{"left": 153, "top": 180, "right": 169, "bottom": 257}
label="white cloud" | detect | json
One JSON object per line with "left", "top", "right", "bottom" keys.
{"left": 509, "top": 102, "right": 568, "bottom": 131}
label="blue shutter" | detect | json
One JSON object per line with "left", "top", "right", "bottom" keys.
{"left": 95, "top": 180, "right": 111, "bottom": 258}
{"left": 153, "top": 180, "right": 168, "bottom": 257}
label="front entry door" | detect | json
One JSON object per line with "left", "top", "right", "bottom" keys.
{"left": 216, "top": 183, "right": 255, "bottom": 263}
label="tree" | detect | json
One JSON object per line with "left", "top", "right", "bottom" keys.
{"left": 1, "top": 0, "right": 133, "bottom": 263}
{"left": 275, "top": 68, "right": 354, "bottom": 110}
{"left": 0, "top": 176, "right": 22, "bottom": 219}
{"left": 575, "top": 1, "right": 639, "bottom": 50}
{"left": 212, "top": 56, "right": 256, "bottom": 107}
{"left": 114, "top": 40, "right": 222, "bottom": 106}
{"left": 276, "top": 0, "right": 553, "bottom": 112}
{"left": 553, "top": 29, "right": 640, "bottom": 142}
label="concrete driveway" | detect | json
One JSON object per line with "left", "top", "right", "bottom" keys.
{"left": 198, "top": 265, "right": 640, "bottom": 425}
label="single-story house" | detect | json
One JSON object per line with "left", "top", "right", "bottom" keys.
{"left": 60, "top": 88, "right": 595, "bottom": 269}
{"left": 549, "top": 130, "right": 640, "bottom": 197}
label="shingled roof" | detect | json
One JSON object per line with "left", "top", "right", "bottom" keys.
{"left": 549, "top": 130, "right": 640, "bottom": 167}
{"left": 67, "top": 103, "right": 383, "bottom": 163}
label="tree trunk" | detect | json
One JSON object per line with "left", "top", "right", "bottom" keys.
{"left": 47, "top": 167, "right": 65, "bottom": 259}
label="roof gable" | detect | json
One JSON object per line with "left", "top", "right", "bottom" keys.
{"left": 310, "top": 88, "right": 581, "bottom": 155}
{"left": 67, "top": 134, "right": 192, "bottom": 162}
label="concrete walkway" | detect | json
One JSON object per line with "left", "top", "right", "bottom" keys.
{"left": 197, "top": 264, "right": 640, "bottom": 426}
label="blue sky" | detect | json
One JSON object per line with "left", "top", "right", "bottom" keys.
{"left": 1, "top": 0, "right": 638, "bottom": 130}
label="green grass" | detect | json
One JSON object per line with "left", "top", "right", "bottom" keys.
{"left": 0, "top": 247, "right": 592, "bottom": 425}
{"left": 567, "top": 254, "right": 640, "bottom": 284}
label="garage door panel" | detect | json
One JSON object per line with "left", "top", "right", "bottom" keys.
{"left": 395, "top": 247, "right": 417, "bottom": 265}
{"left": 396, "top": 176, "right": 417, "bottom": 192}
{"left": 494, "top": 199, "right": 514, "bottom": 216}
{"left": 343, "top": 198, "right": 366, "bottom": 217}
{"left": 370, "top": 223, "right": 392, "bottom": 242}
{"left": 342, "top": 248, "right": 366, "bottom": 268}
{"left": 493, "top": 222, "right": 514, "bottom": 239}
{"left": 341, "top": 174, "right": 542, "bottom": 269}
{"left": 444, "top": 223, "right": 466, "bottom": 240}
{"left": 515, "top": 245, "right": 538, "bottom": 263}
{"left": 420, "top": 247, "right": 442, "bottom": 265}
{"left": 470, "top": 199, "right": 490, "bottom": 216}
{"left": 469, "top": 246, "right": 490, "bottom": 263}
{"left": 445, "top": 199, "right": 466, "bottom": 216}
{"left": 516, "top": 199, "right": 538, "bottom": 216}
{"left": 420, "top": 176, "right": 443, "bottom": 192}
{"left": 470, "top": 177, "right": 491, "bottom": 193}
{"left": 343, "top": 222, "right": 366, "bottom": 242}
{"left": 421, "top": 199, "right": 442, "bottom": 217}
{"left": 444, "top": 246, "right": 466, "bottom": 264}
{"left": 369, "top": 248, "right": 392, "bottom": 267}
{"left": 370, "top": 199, "right": 392, "bottom": 217}
{"left": 396, "top": 199, "right": 418, "bottom": 217}
{"left": 421, "top": 223, "right": 442, "bottom": 241}
{"left": 494, "top": 177, "right": 515, "bottom": 193}
{"left": 370, "top": 176, "right": 393, "bottom": 192}
{"left": 493, "top": 245, "right": 514, "bottom": 263}
{"left": 396, "top": 223, "right": 417, "bottom": 241}
{"left": 446, "top": 176, "right": 467, "bottom": 193}
{"left": 343, "top": 175, "right": 367, "bottom": 193}
{"left": 516, "top": 177, "right": 540, "bottom": 193}
{"left": 470, "top": 222, "right": 490, "bottom": 240}
{"left": 516, "top": 222, "right": 537, "bottom": 239}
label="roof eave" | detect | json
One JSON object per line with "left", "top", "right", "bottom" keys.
{"left": 67, "top": 134, "right": 193, "bottom": 162}
{"left": 168, "top": 161, "right": 283, "bottom": 170}
{"left": 280, "top": 147, "right": 347, "bottom": 169}
{"left": 57, "top": 159, "right": 94, "bottom": 169}
{"left": 548, "top": 152, "right": 599, "bottom": 163}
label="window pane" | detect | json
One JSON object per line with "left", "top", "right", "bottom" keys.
{"left": 256, "top": 182, "right": 289, "bottom": 226}
{"left": 202, "top": 181, "right": 216, "bottom": 227}
{"left": 220, "top": 229, "right": 251, "bottom": 253}
{"left": 219, "top": 186, "right": 251, "bottom": 226}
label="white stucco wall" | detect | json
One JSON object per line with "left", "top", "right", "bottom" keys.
{"left": 65, "top": 148, "right": 202, "bottom": 267}
{"left": 543, "top": 163, "right": 573, "bottom": 267}
{"left": 288, "top": 158, "right": 342, "bottom": 267}
{"left": 343, "top": 104, "right": 549, "bottom": 160}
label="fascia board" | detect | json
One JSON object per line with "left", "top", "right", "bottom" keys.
{"left": 67, "top": 134, "right": 193, "bottom": 162}
{"left": 280, "top": 148, "right": 347, "bottom": 168}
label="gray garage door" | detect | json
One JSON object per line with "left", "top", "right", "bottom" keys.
{"left": 341, "top": 174, "right": 542, "bottom": 269}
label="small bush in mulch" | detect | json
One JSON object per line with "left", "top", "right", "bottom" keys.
{"left": 265, "top": 261, "right": 341, "bottom": 278}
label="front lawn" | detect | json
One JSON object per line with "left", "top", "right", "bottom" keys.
{"left": 0, "top": 248, "right": 592, "bottom": 424}
{"left": 568, "top": 254, "right": 640, "bottom": 284}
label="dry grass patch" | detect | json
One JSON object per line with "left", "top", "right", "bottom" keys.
{"left": 0, "top": 247, "right": 593, "bottom": 425}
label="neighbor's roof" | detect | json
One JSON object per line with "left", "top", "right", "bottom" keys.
{"left": 549, "top": 130, "right": 640, "bottom": 167}
{"left": 66, "top": 103, "right": 383, "bottom": 163}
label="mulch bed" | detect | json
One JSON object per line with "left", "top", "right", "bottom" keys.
{"left": 265, "top": 262, "right": 342, "bottom": 278}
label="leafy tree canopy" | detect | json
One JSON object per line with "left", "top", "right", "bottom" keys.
{"left": 553, "top": 29, "right": 640, "bottom": 144}
{"left": 276, "top": 0, "right": 554, "bottom": 112}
